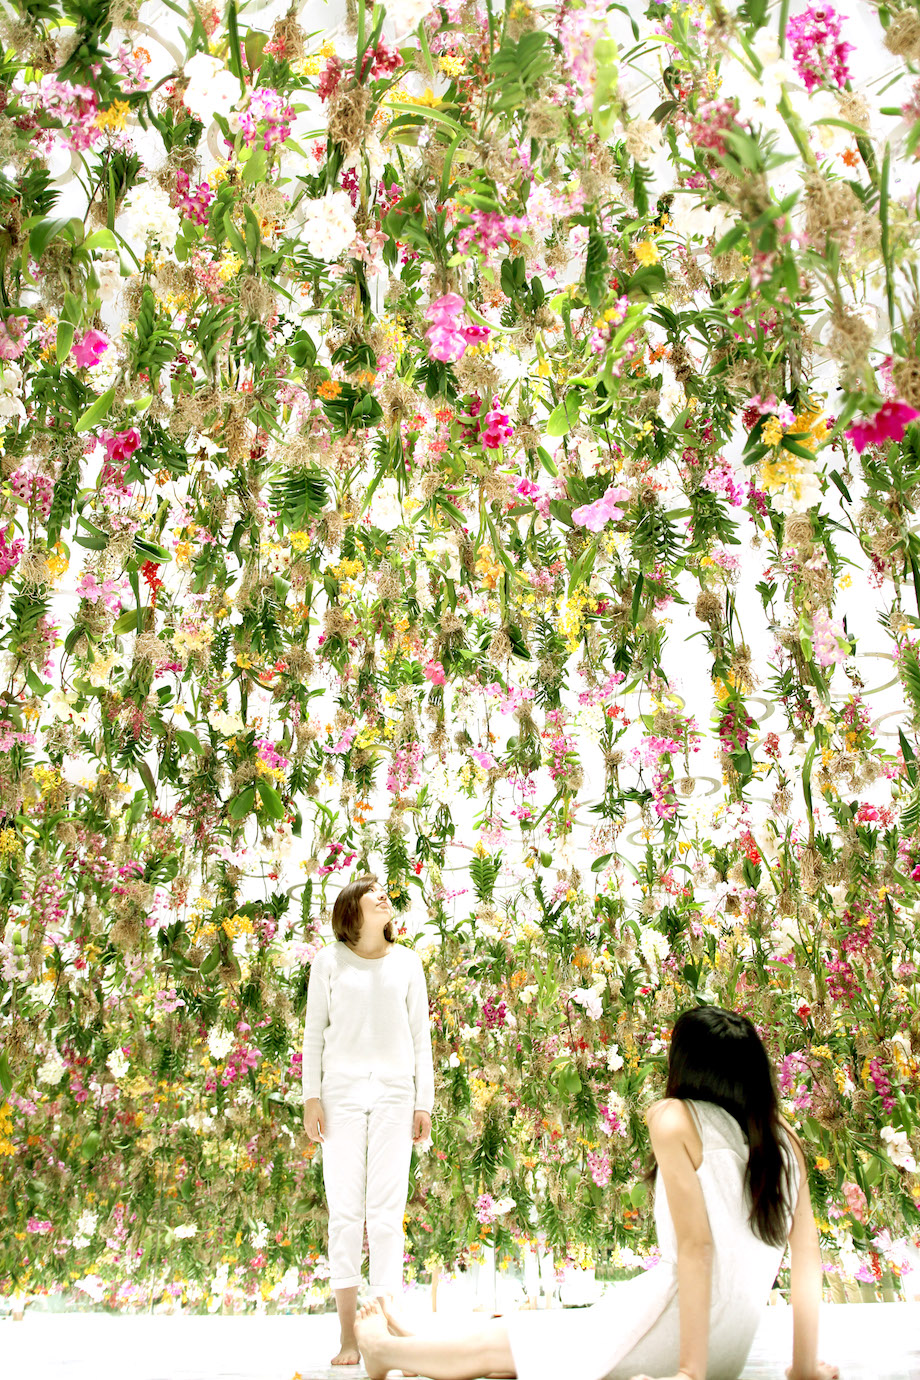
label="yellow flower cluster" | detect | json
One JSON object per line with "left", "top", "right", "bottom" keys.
{"left": 329, "top": 557, "right": 364, "bottom": 582}
{"left": 215, "top": 252, "right": 241, "bottom": 282}
{"left": 0, "top": 1101, "right": 14, "bottom": 1156}
{"left": 438, "top": 54, "right": 466, "bottom": 76}
{"left": 556, "top": 588, "right": 599, "bottom": 650}
{"left": 634, "top": 240, "right": 660, "bottom": 267}
{"left": 385, "top": 86, "right": 443, "bottom": 109}
{"left": 32, "top": 764, "right": 64, "bottom": 799}
{"left": 470, "top": 1078, "right": 499, "bottom": 1114}
{"left": 0, "top": 828, "right": 24, "bottom": 864}
{"left": 47, "top": 542, "right": 69, "bottom": 582}
{"left": 95, "top": 100, "right": 130, "bottom": 132}
{"left": 759, "top": 452, "right": 812, "bottom": 493}
{"left": 294, "top": 40, "right": 336, "bottom": 76}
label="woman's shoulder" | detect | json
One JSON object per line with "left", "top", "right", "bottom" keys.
{"left": 311, "top": 942, "right": 339, "bottom": 969}
{"left": 645, "top": 1097, "right": 697, "bottom": 1132}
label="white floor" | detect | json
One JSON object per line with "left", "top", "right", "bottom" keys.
{"left": 2, "top": 1305, "right": 919, "bottom": 1380}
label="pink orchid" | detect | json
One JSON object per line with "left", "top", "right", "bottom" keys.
{"left": 844, "top": 399, "right": 920, "bottom": 453}
{"left": 103, "top": 427, "right": 141, "bottom": 463}
{"left": 470, "top": 748, "right": 498, "bottom": 770}
{"left": 424, "top": 293, "right": 465, "bottom": 327}
{"left": 482, "top": 396, "right": 514, "bottom": 449}
{"left": 423, "top": 294, "right": 490, "bottom": 363}
{"left": 571, "top": 483, "right": 631, "bottom": 532}
{"left": 71, "top": 329, "right": 110, "bottom": 368}
{"left": 424, "top": 659, "right": 446, "bottom": 685}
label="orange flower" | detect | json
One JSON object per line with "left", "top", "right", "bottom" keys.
{"left": 318, "top": 379, "right": 341, "bottom": 399}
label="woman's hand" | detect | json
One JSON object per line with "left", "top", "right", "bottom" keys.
{"left": 413, "top": 1110, "right": 431, "bottom": 1144}
{"left": 303, "top": 1097, "right": 325, "bottom": 1142}
{"left": 786, "top": 1364, "right": 839, "bottom": 1380}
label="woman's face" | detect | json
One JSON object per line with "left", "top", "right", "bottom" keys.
{"left": 359, "top": 882, "right": 392, "bottom": 933}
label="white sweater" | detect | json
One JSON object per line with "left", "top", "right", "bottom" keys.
{"left": 301, "top": 942, "right": 435, "bottom": 1113}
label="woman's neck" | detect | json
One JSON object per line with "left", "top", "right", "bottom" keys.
{"left": 347, "top": 934, "right": 390, "bottom": 958}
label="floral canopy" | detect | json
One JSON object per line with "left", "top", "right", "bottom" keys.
{"left": 0, "top": 0, "right": 919, "bottom": 1309}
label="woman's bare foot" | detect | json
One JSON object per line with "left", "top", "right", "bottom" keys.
{"left": 378, "top": 1293, "right": 415, "bottom": 1337}
{"left": 376, "top": 1294, "right": 419, "bottom": 1374}
{"left": 331, "top": 1337, "right": 361, "bottom": 1366}
{"left": 355, "top": 1301, "right": 395, "bottom": 1380}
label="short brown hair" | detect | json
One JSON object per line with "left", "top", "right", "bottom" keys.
{"left": 332, "top": 873, "right": 396, "bottom": 946}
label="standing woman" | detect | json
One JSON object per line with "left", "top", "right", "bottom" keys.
{"left": 302, "top": 872, "right": 435, "bottom": 1366}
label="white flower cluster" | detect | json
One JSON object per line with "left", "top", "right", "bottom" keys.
{"left": 207, "top": 1027, "right": 235, "bottom": 1060}
{"left": 72, "top": 1209, "right": 98, "bottom": 1249}
{"left": 120, "top": 180, "right": 182, "bottom": 259}
{"left": 299, "top": 190, "right": 357, "bottom": 261}
{"left": 37, "top": 1051, "right": 66, "bottom": 1085}
{"left": 639, "top": 926, "right": 670, "bottom": 978}
{"left": 880, "top": 1126, "right": 918, "bottom": 1172}
{"left": 106, "top": 1048, "right": 130, "bottom": 1081}
{"left": 182, "top": 52, "right": 241, "bottom": 123}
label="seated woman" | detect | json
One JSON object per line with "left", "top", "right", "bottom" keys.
{"left": 354, "top": 1005, "right": 839, "bottom": 1380}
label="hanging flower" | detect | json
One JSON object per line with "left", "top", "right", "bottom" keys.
{"left": 844, "top": 399, "right": 920, "bottom": 453}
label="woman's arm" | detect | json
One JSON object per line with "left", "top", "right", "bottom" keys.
{"left": 645, "top": 1100, "right": 713, "bottom": 1380}
{"left": 406, "top": 953, "right": 435, "bottom": 1115}
{"left": 301, "top": 951, "right": 330, "bottom": 1105}
{"left": 785, "top": 1138, "right": 826, "bottom": 1380}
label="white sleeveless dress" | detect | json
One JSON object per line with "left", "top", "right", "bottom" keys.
{"left": 506, "top": 1100, "right": 800, "bottom": 1380}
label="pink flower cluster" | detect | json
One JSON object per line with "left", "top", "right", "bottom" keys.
{"left": 256, "top": 739, "right": 289, "bottom": 774}
{"left": 424, "top": 659, "right": 446, "bottom": 685}
{"left": 77, "top": 572, "right": 127, "bottom": 614}
{"left": 811, "top": 609, "right": 850, "bottom": 666}
{"left": 475, "top": 1192, "right": 497, "bottom": 1225}
{"left": 482, "top": 395, "right": 514, "bottom": 449}
{"left": 700, "top": 454, "right": 745, "bottom": 506}
{"left": 455, "top": 211, "right": 526, "bottom": 257}
{"left": 423, "top": 294, "right": 490, "bottom": 364}
{"left": 786, "top": 6, "right": 854, "bottom": 93}
{"left": 387, "top": 740, "right": 423, "bottom": 794}
{"left": 571, "top": 483, "right": 631, "bottom": 532}
{"left": 0, "top": 524, "right": 24, "bottom": 579}
{"left": 176, "top": 169, "right": 215, "bottom": 225}
{"left": 71, "top": 329, "right": 110, "bottom": 368}
{"left": 587, "top": 1149, "right": 612, "bottom": 1187}
{"left": 10, "top": 468, "right": 53, "bottom": 519}
{"left": 102, "top": 428, "right": 141, "bottom": 463}
{"left": 238, "top": 87, "right": 294, "bottom": 151}
{"left": 590, "top": 297, "right": 629, "bottom": 354}
{"left": 0, "top": 314, "right": 27, "bottom": 360}
{"left": 844, "top": 398, "right": 919, "bottom": 453}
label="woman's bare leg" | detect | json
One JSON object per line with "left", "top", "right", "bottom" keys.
{"left": 331, "top": 1285, "right": 360, "bottom": 1365}
{"left": 355, "top": 1299, "right": 516, "bottom": 1380}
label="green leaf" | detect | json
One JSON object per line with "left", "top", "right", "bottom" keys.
{"left": 111, "top": 609, "right": 139, "bottom": 635}
{"left": 175, "top": 729, "right": 204, "bottom": 756}
{"left": 75, "top": 387, "right": 116, "bottom": 432}
{"left": 29, "top": 216, "right": 71, "bottom": 259}
{"left": 781, "top": 435, "right": 818, "bottom": 461}
{"left": 244, "top": 29, "right": 267, "bottom": 70}
{"left": 228, "top": 786, "right": 255, "bottom": 820}
{"left": 84, "top": 228, "right": 119, "bottom": 251}
{"left": 585, "top": 230, "right": 609, "bottom": 311}
{"left": 546, "top": 393, "right": 582, "bottom": 437}
{"left": 256, "top": 781, "right": 285, "bottom": 819}
{"left": 591, "top": 853, "right": 613, "bottom": 872}
{"left": 0, "top": 1049, "right": 12, "bottom": 1098}
{"left": 56, "top": 320, "right": 75, "bottom": 364}
{"left": 200, "top": 944, "right": 221, "bottom": 976}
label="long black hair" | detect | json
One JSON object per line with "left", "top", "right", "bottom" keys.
{"left": 652, "top": 1005, "right": 796, "bottom": 1248}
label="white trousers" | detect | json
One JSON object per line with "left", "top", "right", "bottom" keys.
{"left": 320, "top": 1073, "right": 415, "bottom": 1294}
